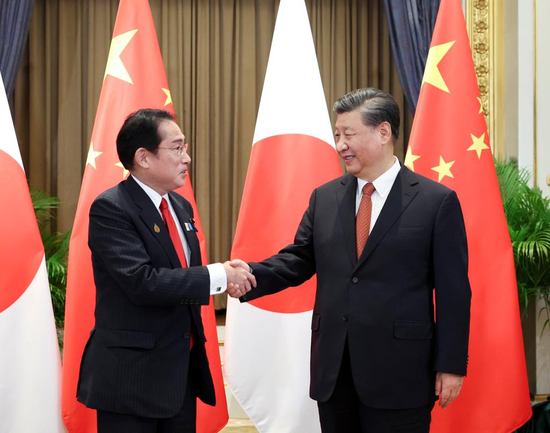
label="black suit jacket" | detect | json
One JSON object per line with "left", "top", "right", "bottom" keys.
{"left": 77, "top": 175, "right": 215, "bottom": 417}
{"left": 245, "top": 166, "right": 471, "bottom": 409}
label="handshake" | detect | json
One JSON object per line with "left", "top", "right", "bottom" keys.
{"left": 222, "top": 259, "right": 256, "bottom": 299}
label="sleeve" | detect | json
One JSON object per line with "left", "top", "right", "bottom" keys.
{"left": 432, "top": 189, "right": 472, "bottom": 376}
{"left": 88, "top": 195, "right": 211, "bottom": 308}
{"left": 207, "top": 263, "right": 227, "bottom": 294}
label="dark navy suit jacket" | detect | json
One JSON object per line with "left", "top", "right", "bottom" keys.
{"left": 77, "top": 175, "right": 215, "bottom": 417}
{"left": 244, "top": 166, "right": 471, "bottom": 409}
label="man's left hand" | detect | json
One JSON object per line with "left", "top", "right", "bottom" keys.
{"left": 435, "top": 372, "right": 463, "bottom": 409}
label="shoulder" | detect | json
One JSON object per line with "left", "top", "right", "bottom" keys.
{"left": 92, "top": 182, "right": 126, "bottom": 206}
{"left": 400, "top": 166, "right": 456, "bottom": 198}
{"left": 315, "top": 173, "right": 353, "bottom": 194}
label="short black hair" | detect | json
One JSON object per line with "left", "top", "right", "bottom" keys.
{"left": 116, "top": 109, "right": 176, "bottom": 170}
{"left": 333, "top": 88, "right": 400, "bottom": 141}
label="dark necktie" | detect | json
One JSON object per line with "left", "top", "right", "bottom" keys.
{"left": 356, "top": 183, "right": 376, "bottom": 259}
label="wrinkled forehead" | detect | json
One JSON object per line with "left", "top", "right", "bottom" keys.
{"left": 335, "top": 110, "right": 364, "bottom": 130}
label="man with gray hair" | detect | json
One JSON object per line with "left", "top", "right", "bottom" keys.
{"left": 232, "top": 88, "right": 471, "bottom": 432}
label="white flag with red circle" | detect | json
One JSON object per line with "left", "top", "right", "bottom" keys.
{"left": 224, "top": 1, "right": 342, "bottom": 431}
{"left": 0, "top": 73, "right": 64, "bottom": 432}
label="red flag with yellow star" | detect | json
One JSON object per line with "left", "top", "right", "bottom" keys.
{"left": 61, "top": 1, "right": 228, "bottom": 431}
{"left": 406, "top": 0, "right": 531, "bottom": 431}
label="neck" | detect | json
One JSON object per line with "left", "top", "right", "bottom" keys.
{"left": 357, "top": 155, "right": 396, "bottom": 182}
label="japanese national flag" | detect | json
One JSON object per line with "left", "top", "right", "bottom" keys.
{"left": 224, "top": 1, "right": 342, "bottom": 431}
{"left": 0, "top": 73, "right": 64, "bottom": 432}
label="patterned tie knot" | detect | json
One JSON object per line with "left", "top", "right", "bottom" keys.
{"left": 363, "top": 183, "right": 375, "bottom": 197}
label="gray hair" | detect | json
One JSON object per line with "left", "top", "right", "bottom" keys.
{"left": 333, "top": 88, "right": 400, "bottom": 141}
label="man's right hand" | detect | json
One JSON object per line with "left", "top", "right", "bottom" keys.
{"left": 223, "top": 261, "right": 256, "bottom": 298}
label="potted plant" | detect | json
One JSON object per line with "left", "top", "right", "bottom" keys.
{"left": 31, "top": 188, "right": 70, "bottom": 350}
{"left": 495, "top": 158, "right": 550, "bottom": 330}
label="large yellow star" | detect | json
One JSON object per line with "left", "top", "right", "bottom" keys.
{"left": 162, "top": 88, "right": 172, "bottom": 106}
{"left": 404, "top": 146, "right": 421, "bottom": 171}
{"left": 115, "top": 162, "right": 129, "bottom": 179}
{"left": 104, "top": 29, "right": 138, "bottom": 83}
{"left": 431, "top": 156, "right": 455, "bottom": 182}
{"left": 86, "top": 142, "right": 103, "bottom": 169}
{"left": 422, "top": 41, "right": 455, "bottom": 93}
{"left": 467, "top": 133, "right": 490, "bottom": 159}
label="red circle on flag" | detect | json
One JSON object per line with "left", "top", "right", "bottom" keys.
{"left": 232, "top": 134, "right": 342, "bottom": 314}
{"left": 0, "top": 150, "right": 44, "bottom": 313}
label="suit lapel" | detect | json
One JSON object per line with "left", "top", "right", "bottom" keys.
{"left": 123, "top": 176, "right": 181, "bottom": 268}
{"left": 169, "top": 192, "right": 202, "bottom": 267}
{"left": 355, "top": 166, "right": 419, "bottom": 270}
{"left": 336, "top": 174, "right": 359, "bottom": 267}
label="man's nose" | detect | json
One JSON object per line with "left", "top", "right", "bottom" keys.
{"left": 335, "top": 137, "right": 347, "bottom": 151}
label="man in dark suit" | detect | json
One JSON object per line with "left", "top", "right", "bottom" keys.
{"left": 77, "top": 109, "right": 255, "bottom": 433}
{"left": 231, "top": 88, "right": 471, "bottom": 433}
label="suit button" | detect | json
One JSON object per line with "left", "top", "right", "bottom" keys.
{"left": 343, "top": 314, "right": 349, "bottom": 321}
{"left": 195, "top": 300, "right": 200, "bottom": 305}
{"left": 184, "top": 332, "right": 190, "bottom": 339}
{"left": 352, "top": 277, "right": 359, "bottom": 283}
{"left": 180, "top": 300, "right": 185, "bottom": 305}
{"left": 184, "top": 300, "right": 189, "bottom": 305}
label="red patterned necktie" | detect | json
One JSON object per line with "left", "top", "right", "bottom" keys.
{"left": 356, "top": 183, "right": 376, "bottom": 259}
{"left": 159, "top": 198, "right": 188, "bottom": 268}
{"left": 159, "top": 198, "right": 194, "bottom": 348}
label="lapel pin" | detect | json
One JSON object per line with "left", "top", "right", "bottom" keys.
{"left": 154, "top": 223, "right": 160, "bottom": 233}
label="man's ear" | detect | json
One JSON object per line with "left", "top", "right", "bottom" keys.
{"left": 378, "top": 122, "right": 393, "bottom": 144}
{"left": 134, "top": 148, "right": 150, "bottom": 169}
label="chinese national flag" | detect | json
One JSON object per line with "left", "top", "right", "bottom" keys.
{"left": 407, "top": 0, "right": 532, "bottom": 431}
{"left": 224, "top": 0, "right": 342, "bottom": 431}
{"left": 61, "top": 1, "right": 228, "bottom": 432}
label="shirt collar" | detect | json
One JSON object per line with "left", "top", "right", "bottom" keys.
{"left": 356, "top": 156, "right": 400, "bottom": 199}
{"left": 131, "top": 175, "right": 169, "bottom": 211}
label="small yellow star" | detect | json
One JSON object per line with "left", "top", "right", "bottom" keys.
{"left": 404, "top": 146, "right": 421, "bottom": 172}
{"left": 422, "top": 41, "right": 455, "bottom": 93}
{"left": 104, "top": 29, "right": 138, "bottom": 83}
{"left": 86, "top": 142, "right": 103, "bottom": 169}
{"left": 467, "top": 133, "right": 490, "bottom": 159}
{"left": 162, "top": 88, "right": 172, "bottom": 106}
{"left": 431, "top": 156, "right": 455, "bottom": 182}
{"left": 115, "top": 162, "right": 129, "bottom": 179}
{"left": 477, "top": 97, "right": 484, "bottom": 114}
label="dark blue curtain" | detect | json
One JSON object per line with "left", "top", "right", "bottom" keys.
{"left": 0, "top": 0, "right": 34, "bottom": 98}
{"left": 383, "top": 0, "right": 440, "bottom": 114}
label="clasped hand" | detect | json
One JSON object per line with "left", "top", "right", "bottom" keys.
{"left": 223, "top": 259, "right": 256, "bottom": 298}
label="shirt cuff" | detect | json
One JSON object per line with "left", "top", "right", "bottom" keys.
{"left": 206, "top": 263, "right": 227, "bottom": 295}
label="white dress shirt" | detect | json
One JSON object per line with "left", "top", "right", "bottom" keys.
{"left": 355, "top": 157, "right": 401, "bottom": 233}
{"left": 132, "top": 175, "right": 227, "bottom": 294}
